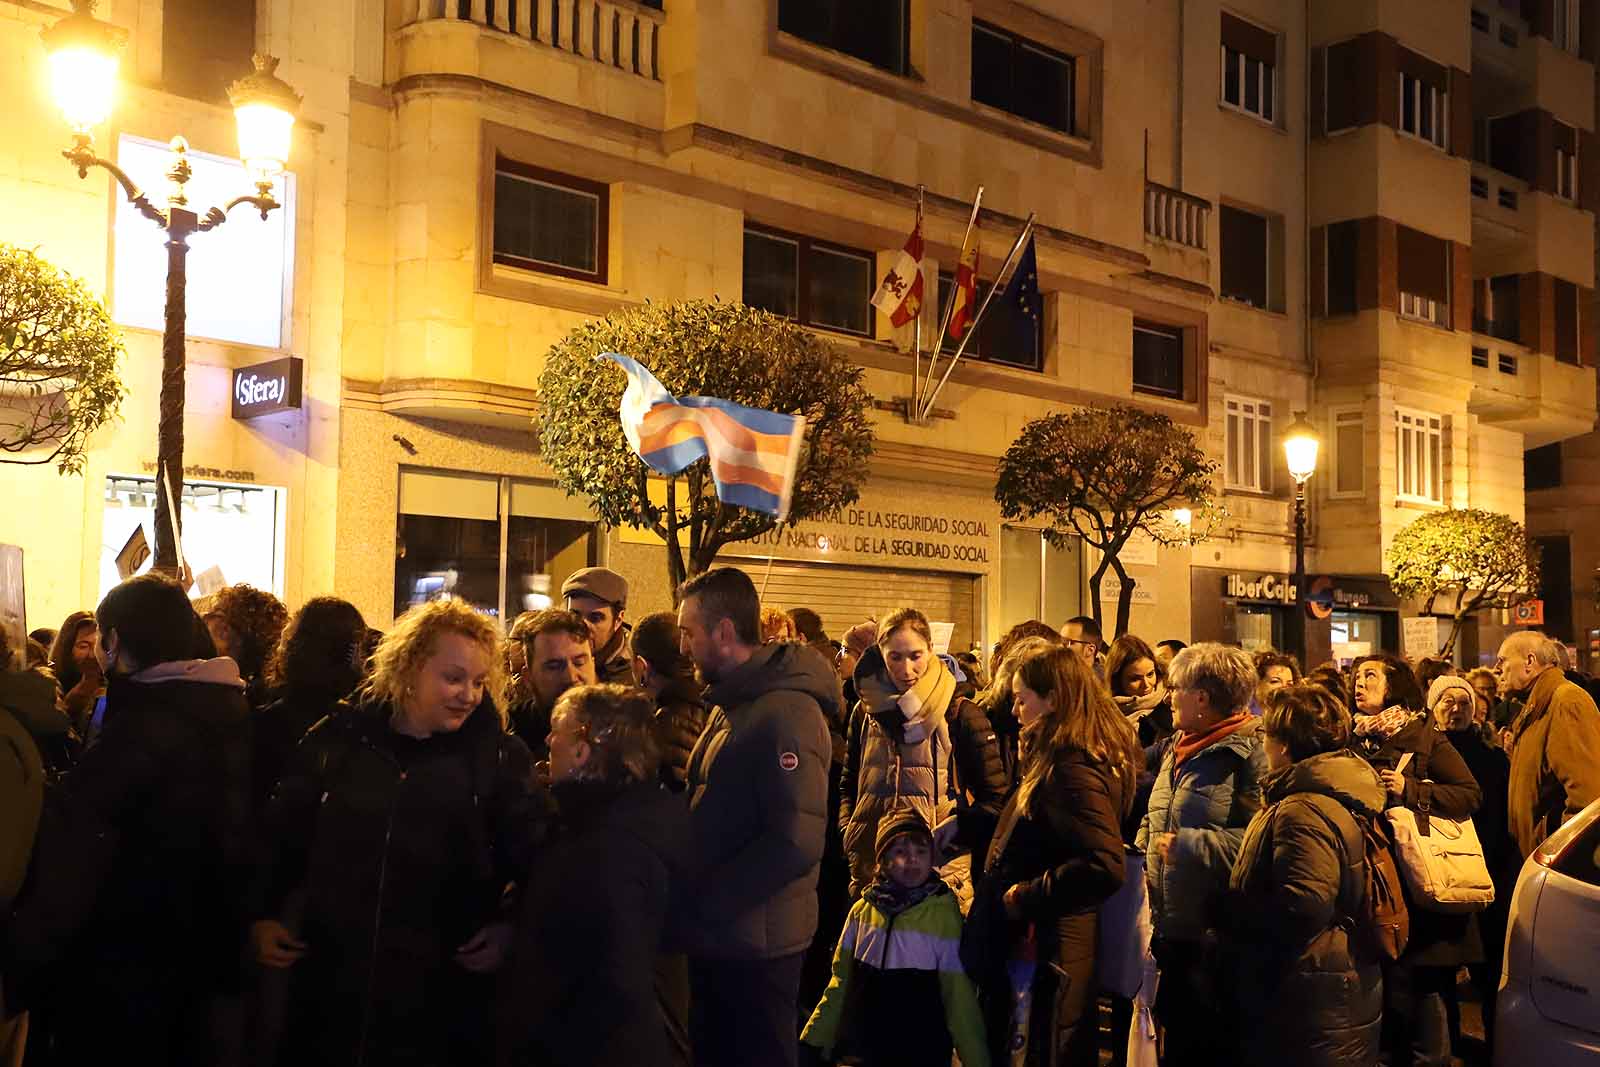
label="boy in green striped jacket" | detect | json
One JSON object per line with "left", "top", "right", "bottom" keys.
{"left": 801, "top": 811, "right": 990, "bottom": 1067}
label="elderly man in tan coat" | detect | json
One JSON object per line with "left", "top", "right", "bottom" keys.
{"left": 1496, "top": 631, "right": 1600, "bottom": 857}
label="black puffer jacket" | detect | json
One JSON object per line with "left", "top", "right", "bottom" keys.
{"left": 1357, "top": 715, "right": 1483, "bottom": 968}
{"left": 256, "top": 696, "right": 534, "bottom": 1067}
{"left": 653, "top": 676, "right": 708, "bottom": 793}
{"left": 681, "top": 641, "right": 835, "bottom": 961}
{"left": 252, "top": 683, "right": 346, "bottom": 813}
{"left": 498, "top": 780, "right": 691, "bottom": 1067}
{"left": 1227, "top": 750, "right": 1386, "bottom": 1067}
{"left": 6, "top": 660, "right": 252, "bottom": 1066}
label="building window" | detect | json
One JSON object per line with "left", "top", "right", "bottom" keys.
{"left": 1395, "top": 408, "right": 1444, "bottom": 504}
{"left": 1225, "top": 396, "right": 1274, "bottom": 493}
{"left": 1397, "top": 225, "right": 1451, "bottom": 328}
{"left": 1132, "top": 320, "right": 1185, "bottom": 399}
{"left": 1554, "top": 279, "right": 1580, "bottom": 364}
{"left": 1554, "top": 0, "right": 1580, "bottom": 54}
{"left": 1220, "top": 203, "right": 1277, "bottom": 310}
{"left": 112, "top": 135, "right": 293, "bottom": 349}
{"left": 1497, "top": 186, "right": 1519, "bottom": 210}
{"left": 778, "top": 0, "right": 909, "bottom": 76}
{"left": 1498, "top": 352, "right": 1518, "bottom": 375}
{"left": 493, "top": 160, "right": 608, "bottom": 283}
{"left": 1525, "top": 442, "right": 1563, "bottom": 491}
{"left": 1470, "top": 174, "right": 1488, "bottom": 198}
{"left": 1397, "top": 71, "right": 1448, "bottom": 150}
{"left": 935, "top": 272, "right": 1044, "bottom": 370}
{"left": 1470, "top": 8, "right": 1490, "bottom": 32}
{"left": 1486, "top": 274, "right": 1520, "bottom": 341}
{"left": 1556, "top": 122, "right": 1578, "bottom": 202}
{"left": 1220, "top": 12, "right": 1277, "bottom": 124}
{"left": 1471, "top": 345, "right": 1490, "bottom": 367}
{"left": 100, "top": 475, "right": 285, "bottom": 602}
{"left": 1332, "top": 408, "right": 1365, "bottom": 497}
{"left": 396, "top": 469, "right": 598, "bottom": 622}
{"left": 1325, "top": 220, "right": 1359, "bottom": 316}
{"left": 971, "top": 21, "right": 1076, "bottom": 135}
{"left": 743, "top": 225, "right": 874, "bottom": 338}
{"left": 1001, "top": 525, "right": 1082, "bottom": 632}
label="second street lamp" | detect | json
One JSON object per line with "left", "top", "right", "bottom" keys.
{"left": 1282, "top": 412, "right": 1321, "bottom": 666}
{"left": 41, "top": 0, "right": 300, "bottom": 576}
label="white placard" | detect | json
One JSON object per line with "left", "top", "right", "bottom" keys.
{"left": 929, "top": 621, "right": 955, "bottom": 656}
{"left": 1402, "top": 617, "right": 1440, "bottom": 658}
{"left": 1117, "top": 530, "right": 1160, "bottom": 568}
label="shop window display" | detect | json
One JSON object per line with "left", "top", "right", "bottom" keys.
{"left": 99, "top": 475, "right": 285, "bottom": 601}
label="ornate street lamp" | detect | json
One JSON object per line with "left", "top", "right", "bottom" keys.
{"left": 1282, "top": 412, "right": 1321, "bottom": 665}
{"left": 42, "top": 1, "right": 300, "bottom": 575}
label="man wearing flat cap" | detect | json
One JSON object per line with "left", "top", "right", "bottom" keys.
{"left": 561, "top": 566, "right": 636, "bottom": 686}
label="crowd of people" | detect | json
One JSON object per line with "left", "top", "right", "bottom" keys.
{"left": 2, "top": 565, "right": 1600, "bottom": 1067}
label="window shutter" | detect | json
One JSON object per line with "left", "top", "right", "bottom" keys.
{"left": 1584, "top": 129, "right": 1600, "bottom": 217}
{"left": 1310, "top": 225, "right": 1327, "bottom": 317}
{"left": 1311, "top": 46, "right": 1327, "bottom": 137}
{"left": 1449, "top": 68, "right": 1472, "bottom": 158}
{"left": 1555, "top": 279, "right": 1579, "bottom": 363}
{"left": 1326, "top": 35, "right": 1380, "bottom": 131}
{"left": 1521, "top": 0, "right": 1553, "bottom": 39}
{"left": 1326, "top": 221, "right": 1360, "bottom": 315}
{"left": 1395, "top": 46, "right": 1448, "bottom": 91}
{"left": 1221, "top": 12, "right": 1277, "bottom": 65}
{"left": 1452, "top": 242, "right": 1472, "bottom": 332}
{"left": 1396, "top": 225, "right": 1449, "bottom": 304}
{"left": 1582, "top": 285, "right": 1597, "bottom": 366}
{"left": 1220, "top": 205, "right": 1269, "bottom": 308}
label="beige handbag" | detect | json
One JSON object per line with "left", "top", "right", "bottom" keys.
{"left": 1384, "top": 743, "right": 1494, "bottom": 913}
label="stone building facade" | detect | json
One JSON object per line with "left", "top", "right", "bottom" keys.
{"left": 0, "top": 0, "right": 1594, "bottom": 666}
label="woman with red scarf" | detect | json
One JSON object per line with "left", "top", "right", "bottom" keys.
{"left": 1136, "top": 642, "right": 1268, "bottom": 1065}
{"left": 1350, "top": 653, "right": 1481, "bottom": 1067}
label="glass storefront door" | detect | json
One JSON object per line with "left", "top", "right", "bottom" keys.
{"left": 395, "top": 468, "right": 597, "bottom": 625}
{"left": 1233, "top": 605, "right": 1281, "bottom": 652}
{"left": 1331, "top": 610, "right": 1385, "bottom": 663}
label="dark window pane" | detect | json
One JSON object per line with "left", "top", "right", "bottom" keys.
{"left": 743, "top": 231, "right": 799, "bottom": 320}
{"left": 395, "top": 513, "right": 502, "bottom": 619}
{"left": 1555, "top": 280, "right": 1580, "bottom": 364}
{"left": 971, "top": 25, "right": 1012, "bottom": 112}
{"left": 494, "top": 171, "right": 600, "bottom": 276}
{"left": 1223, "top": 47, "right": 1242, "bottom": 105}
{"left": 936, "top": 272, "right": 1043, "bottom": 370}
{"left": 1262, "top": 65, "right": 1275, "bottom": 120}
{"left": 1401, "top": 75, "right": 1417, "bottom": 133}
{"left": 1490, "top": 274, "right": 1520, "bottom": 341}
{"left": 1133, "top": 321, "right": 1185, "bottom": 398}
{"left": 1326, "top": 221, "right": 1359, "bottom": 315}
{"left": 779, "top": 0, "right": 908, "bottom": 75}
{"left": 1245, "top": 56, "right": 1261, "bottom": 113}
{"left": 808, "top": 245, "right": 872, "bottom": 335}
{"left": 1221, "top": 205, "right": 1269, "bottom": 308}
{"left": 1015, "top": 43, "right": 1073, "bottom": 132}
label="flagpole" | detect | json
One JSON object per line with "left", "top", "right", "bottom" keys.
{"left": 921, "top": 212, "right": 1037, "bottom": 420}
{"left": 920, "top": 186, "right": 984, "bottom": 415}
{"left": 909, "top": 185, "right": 924, "bottom": 423}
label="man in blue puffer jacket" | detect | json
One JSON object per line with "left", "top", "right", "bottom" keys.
{"left": 1136, "top": 642, "right": 1268, "bottom": 1066}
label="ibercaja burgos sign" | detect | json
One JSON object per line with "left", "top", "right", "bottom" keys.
{"left": 231, "top": 357, "right": 304, "bottom": 420}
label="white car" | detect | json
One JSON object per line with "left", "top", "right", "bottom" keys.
{"left": 1497, "top": 796, "right": 1600, "bottom": 1064}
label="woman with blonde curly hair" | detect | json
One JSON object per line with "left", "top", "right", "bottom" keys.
{"left": 252, "top": 598, "right": 534, "bottom": 1067}
{"left": 976, "top": 645, "right": 1141, "bottom": 1067}
{"left": 499, "top": 685, "right": 692, "bottom": 1067}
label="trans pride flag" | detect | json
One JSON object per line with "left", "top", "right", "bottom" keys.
{"left": 598, "top": 353, "right": 808, "bottom": 520}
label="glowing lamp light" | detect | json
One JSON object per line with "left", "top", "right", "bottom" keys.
{"left": 228, "top": 55, "right": 302, "bottom": 191}
{"left": 1171, "top": 508, "right": 1193, "bottom": 529}
{"left": 1282, "top": 412, "right": 1321, "bottom": 484}
{"left": 40, "top": 1, "right": 126, "bottom": 133}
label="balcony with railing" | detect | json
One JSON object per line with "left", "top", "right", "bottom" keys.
{"left": 398, "top": 0, "right": 667, "bottom": 87}
{"left": 1144, "top": 181, "right": 1209, "bottom": 251}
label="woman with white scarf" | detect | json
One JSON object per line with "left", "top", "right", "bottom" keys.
{"left": 839, "top": 607, "right": 1009, "bottom": 899}
{"left": 1106, "top": 635, "right": 1175, "bottom": 749}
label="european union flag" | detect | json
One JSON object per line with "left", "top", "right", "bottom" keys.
{"left": 994, "top": 235, "right": 1040, "bottom": 361}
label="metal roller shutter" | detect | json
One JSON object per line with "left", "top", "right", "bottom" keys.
{"left": 719, "top": 557, "right": 980, "bottom": 654}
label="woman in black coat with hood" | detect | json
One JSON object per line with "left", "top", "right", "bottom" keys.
{"left": 1351, "top": 654, "right": 1482, "bottom": 1067}
{"left": 497, "top": 684, "right": 691, "bottom": 1067}
{"left": 252, "top": 598, "right": 534, "bottom": 1067}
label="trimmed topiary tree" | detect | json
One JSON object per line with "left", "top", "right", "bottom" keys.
{"left": 1386, "top": 507, "right": 1540, "bottom": 657}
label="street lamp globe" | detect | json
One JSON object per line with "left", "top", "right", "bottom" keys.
{"left": 1283, "top": 411, "right": 1320, "bottom": 485}
{"left": 40, "top": 0, "right": 127, "bottom": 134}
{"left": 228, "top": 55, "right": 302, "bottom": 194}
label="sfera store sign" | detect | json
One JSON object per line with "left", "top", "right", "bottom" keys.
{"left": 1224, "top": 572, "right": 1297, "bottom": 603}
{"left": 231, "top": 357, "right": 303, "bottom": 420}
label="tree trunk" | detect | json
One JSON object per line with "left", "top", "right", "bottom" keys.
{"left": 1441, "top": 614, "right": 1466, "bottom": 660}
{"left": 1109, "top": 553, "right": 1134, "bottom": 638}
{"left": 1087, "top": 555, "right": 1111, "bottom": 630}
{"left": 151, "top": 224, "right": 193, "bottom": 577}
{"left": 663, "top": 476, "right": 688, "bottom": 603}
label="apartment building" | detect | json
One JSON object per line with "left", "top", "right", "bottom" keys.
{"left": 0, "top": 0, "right": 1593, "bottom": 662}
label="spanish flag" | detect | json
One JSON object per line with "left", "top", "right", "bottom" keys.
{"left": 948, "top": 225, "right": 980, "bottom": 341}
{"left": 599, "top": 354, "right": 808, "bottom": 521}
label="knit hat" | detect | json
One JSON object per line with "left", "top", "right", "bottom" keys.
{"left": 874, "top": 809, "right": 933, "bottom": 865}
{"left": 843, "top": 621, "right": 878, "bottom": 658}
{"left": 1427, "top": 674, "right": 1477, "bottom": 713}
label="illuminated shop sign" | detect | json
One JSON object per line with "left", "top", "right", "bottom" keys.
{"left": 231, "top": 356, "right": 303, "bottom": 420}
